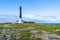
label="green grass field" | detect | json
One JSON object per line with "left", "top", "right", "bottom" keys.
{"left": 0, "top": 23, "right": 60, "bottom": 34}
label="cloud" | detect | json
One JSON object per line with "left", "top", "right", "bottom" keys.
{"left": 0, "top": 14, "right": 60, "bottom": 23}
{"left": 23, "top": 14, "right": 35, "bottom": 19}
{"left": 0, "top": 15, "right": 18, "bottom": 23}
{"left": 56, "top": 16, "right": 60, "bottom": 21}
{"left": 23, "top": 14, "right": 60, "bottom": 23}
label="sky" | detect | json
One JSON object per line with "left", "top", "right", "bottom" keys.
{"left": 0, "top": 0, "right": 60, "bottom": 23}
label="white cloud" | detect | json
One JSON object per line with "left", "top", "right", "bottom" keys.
{"left": 0, "top": 16, "right": 8, "bottom": 18}
{"left": 23, "top": 13, "right": 60, "bottom": 23}
{"left": 56, "top": 16, "right": 60, "bottom": 21}
{"left": 23, "top": 14, "right": 35, "bottom": 19}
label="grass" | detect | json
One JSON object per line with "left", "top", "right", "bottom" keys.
{"left": 0, "top": 23, "right": 60, "bottom": 34}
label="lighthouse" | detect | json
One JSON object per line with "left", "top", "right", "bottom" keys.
{"left": 19, "top": 6, "right": 22, "bottom": 23}
{"left": 16, "top": 6, "right": 22, "bottom": 23}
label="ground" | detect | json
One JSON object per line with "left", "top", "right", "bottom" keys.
{"left": 0, "top": 23, "right": 60, "bottom": 34}
{"left": 0, "top": 23, "right": 60, "bottom": 40}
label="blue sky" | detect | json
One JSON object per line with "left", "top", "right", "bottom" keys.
{"left": 0, "top": 0, "right": 60, "bottom": 23}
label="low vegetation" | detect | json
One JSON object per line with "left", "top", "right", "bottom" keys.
{"left": 0, "top": 23, "right": 60, "bottom": 34}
